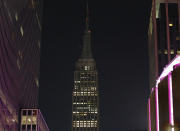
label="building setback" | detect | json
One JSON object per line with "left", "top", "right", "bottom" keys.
{"left": 0, "top": 0, "right": 49, "bottom": 130}
{"left": 72, "top": 4, "right": 99, "bottom": 131}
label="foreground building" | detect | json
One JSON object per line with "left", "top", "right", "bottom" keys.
{"left": 148, "top": 55, "right": 180, "bottom": 130}
{"left": 148, "top": 0, "right": 180, "bottom": 89}
{"left": 148, "top": 0, "right": 180, "bottom": 130}
{"left": 0, "top": 0, "right": 48, "bottom": 130}
{"left": 72, "top": 4, "right": 99, "bottom": 131}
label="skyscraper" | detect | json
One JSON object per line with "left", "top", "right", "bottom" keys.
{"left": 148, "top": 0, "right": 180, "bottom": 131}
{"left": 0, "top": 0, "right": 48, "bottom": 130}
{"left": 148, "top": 0, "right": 180, "bottom": 89}
{"left": 72, "top": 4, "right": 99, "bottom": 131}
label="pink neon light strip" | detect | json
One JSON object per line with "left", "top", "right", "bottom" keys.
{"left": 151, "top": 87, "right": 154, "bottom": 94}
{"left": 156, "top": 55, "right": 180, "bottom": 86}
{"left": 155, "top": 87, "right": 159, "bottom": 131}
{"left": 148, "top": 98, "right": 151, "bottom": 131}
{"left": 168, "top": 73, "right": 174, "bottom": 126}
{"left": 152, "top": 55, "right": 180, "bottom": 130}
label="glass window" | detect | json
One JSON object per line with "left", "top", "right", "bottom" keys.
{"left": 32, "top": 125, "right": 36, "bottom": 129}
{"left": 28, "top": 110, "right": 32, "bottom": 115}
{"left": 23, "top": 110, "right": 26, "bottom": 115}
{"left": 22, "top": 125, "right": 26, "bottom": 129}
{"left": 27, "top": 125, "right": 31, "bottom": 129}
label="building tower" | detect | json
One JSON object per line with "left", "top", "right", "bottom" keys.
{"left": 148, "top": 0, "right": 180, "bottom": 131}
{"left": 0, "top": 0, "right": 49, "bottom": 130}
{"left": 72, "top": 3, "right": 99, "bottom": 131}
{"left": 148, "top": 0, "right": 180, "bottom": 89}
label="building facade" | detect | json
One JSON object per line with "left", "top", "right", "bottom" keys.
{"left": 72, "top": 5, "right": 99, "bottom": 131}
{"left": 148, "top": 0, "right": 180, "bottom": 89}
{"left": 0, "top": 0, "right": 48, "bottom": 130}
{"left": 148, "top": 55, "right": 180, "bottom": 131}
{"left": 20, "top": 109, "right": 49, "bottom": 131}
{"left": 148, "top": 0, "right": 180, "bottom": 130}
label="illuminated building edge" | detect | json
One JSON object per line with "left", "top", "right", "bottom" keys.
{"left": 148, "top": 55, "right": 180, "bottom": 131}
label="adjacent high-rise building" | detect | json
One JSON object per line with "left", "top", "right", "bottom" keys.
{"left": 148, "top": 55, "right": 180, "bottom": 131}
{"left": 0, "top": 0, "right": 48, "bottom": 130}
{"left": 72, "top": 4, "right": 99, "bottom": 131}
{"left": 148, "top": 0, "right": 180, "bottom": 131}
{"left": 148, "top": 0, "right": 180, "bottom": 89}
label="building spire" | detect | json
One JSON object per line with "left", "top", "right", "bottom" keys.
{"left": 86, "top": 2, "right": 89, "bottom": 30}
{"left": 81, "top": 1, "right": 92, "bottom": 59}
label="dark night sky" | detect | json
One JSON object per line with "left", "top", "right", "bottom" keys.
{"left": 39, "top": 0, "right": 152, "bottom": 130}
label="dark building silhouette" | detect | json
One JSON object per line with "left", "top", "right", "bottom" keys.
{"left": 148, "top": 0, "right": 180, "bottom": 131}
{"left": 72, "top": 4, "right": 99, "bottom": 131}
{"left": 0, "top": 0, "right": 48, "bottom": 130}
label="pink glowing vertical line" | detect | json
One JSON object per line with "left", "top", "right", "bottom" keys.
{"left": 168, "top": 73, "right": 174, "bottom": 126}
{"left": 155, "top": 87, "right": 159, "bottom": 131}
{"left": 148, "top": 98, "right": 151, "bottom": 131}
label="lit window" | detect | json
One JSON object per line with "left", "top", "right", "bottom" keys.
{"left": 35, "top": 78, "right": 39, "bottom": 87}
{"left": 73, "top": 91, "right": 97, "bottom": 96}
{"left": 85, "top": 66, "right": 88, "bottom": 70}
{"left": 21, "top": 116, "right": 37, "bottom": 125}
{"left": 177, "top": 51, "right": 180, "bottom": 54}
{"left": 74, "top": 81, "right": 80, "bottom": 83}
{"left": 21, "top": 116, "right": 26, "bottom": 124}
{"left": 84, "top": 66, "right": 90, "bottom": 70}
{"left": 90, "top": 87, "right": 96, "bottom": 91}
{"left": 20, "top": 26, "right": 24, "bottom": 36}
{"left": 170, "top": 50, "right": 174, "bottom": 54}
{"left": 15, "top": 13, "right": 18, "bottom": 21}
{"left": 73, "top": 121, "right": 97, "bottom": 127}
{"left": 164, "top": 50, "right": 174, "bottom": 54}
{"left": 31, "top": 116, "right": 37, "bottom": 124}
{"left": 27, "top": 118, "right": 31, "bottom": 122}
{"left": 73, "top": 102, "right": 84, "bottom": 105}
{"left": 169, "top": 23, "right": 173, "bottom": 27}
{"left": 164, "top": 50, "right": 168, "bottom": 54}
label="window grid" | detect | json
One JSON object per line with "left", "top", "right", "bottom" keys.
{"left": 73, "top": 66, "right": 99, "bottom": 130}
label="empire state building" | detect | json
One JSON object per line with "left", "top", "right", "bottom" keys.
{"left": 72, "top": 4, "right": 99, "bottom": 131}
